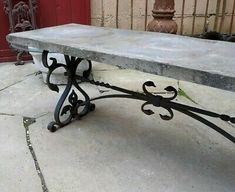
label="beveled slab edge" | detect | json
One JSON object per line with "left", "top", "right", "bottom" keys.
{"left": 6, "top": 28, "right": 235, "bottom": 92}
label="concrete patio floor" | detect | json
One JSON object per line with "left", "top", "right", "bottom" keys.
{"left": 0, "top": 62, "right": 234, "bottom": 192}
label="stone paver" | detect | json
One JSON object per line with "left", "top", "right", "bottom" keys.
{"left": 0, "top": 115, "right": 42, "bottom": 192}
{"left": 30, "top": 99, "right": 235, "bottom": 192}
{"left": 0, "top": 61, "right": 37, "bottom": 91}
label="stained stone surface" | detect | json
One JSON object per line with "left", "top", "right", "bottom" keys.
{"left": 6, "top": 24, "right": 235, "bottom": 91}
{"left": 30, "top": 102, "right": 235, "bottom": 192}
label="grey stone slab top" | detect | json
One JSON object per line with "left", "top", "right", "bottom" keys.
{"left": 6, "top": 24, "right": 235, "bottom": 91}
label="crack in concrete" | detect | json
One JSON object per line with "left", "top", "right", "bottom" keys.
{"left": 0, "top": 112, "right": 49, "bottom": 118}
{"left": 34, "top": 112, "right": 50, "bottom": 119}
{"left": 25, "top": 71, "right": 42, "bottom": 77}
{"left": 0, "top": 79, "right": 25, "bottom": 92}
{"left": 0, "top": 71, "right": 41, "bottom": 92}
{"left": 23, "top": 117, "right": 49, "bottom": 192}
{"left": 0, "top": 112, "right": 15, "bottom": 116}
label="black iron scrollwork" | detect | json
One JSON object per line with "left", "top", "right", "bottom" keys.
{"left": 42, "top": 50, "right": 94, "bottom": 132}
{"left": 76, "top": 75, "right": 235, "bottom": 144}
{"left": 141, "top": 81, "right": 177, "bottom": 120}
{"left": 42, "top": 50, "right": 235, "bottom": 143}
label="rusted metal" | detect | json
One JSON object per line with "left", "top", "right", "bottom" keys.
{"left": 229, "top": 0, "right": 235, "bottom": 34}
{"left": 219, "top": 0, "right": 227, "bottom": 33}
{"left": 3, "top": 0, "right": 37, "bottom": 32}
{"left": 3, "top": 1, "right": 37, "bottom": 47}
{"left": 214, "top": 0, "right": 221, "bottom": 31}
{"left": 130, "top": 0, "right": 134, "bottom": 30}
{"left": 180, "top": 0, "right": 185, "bottom": 35}
{"left": 3, "top": 0, "right": 13, "bottom": 31}
{"left": 147, "top": 0, "right": 177, "bottom": 34}
{"left": 29, "top": 0, "right": 37, "bottom": 29}
{"left": 192, "top": 0, "right": 197, "bottom": 35}
{"left": 101, "top": 0, "right": 105, "bottom": 27}
{"left": 3, "top": 0, "right": 37, "bottom": 65}
{"left": 144, "top": 0, "right": 148, "bottom": 31}
{"left": 116, "top": 0, "right": 119, "bottom": 28}
{"left": 203, "top": 0, "right": 210, "bottom": 33}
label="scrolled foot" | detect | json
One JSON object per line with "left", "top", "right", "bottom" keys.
{"left": 47, "top": 122, "right": 59, "bottom": 132}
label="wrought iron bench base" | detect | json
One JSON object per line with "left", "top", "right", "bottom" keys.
{"left": 42, "top": 50, "right": 235, "bottom": 144}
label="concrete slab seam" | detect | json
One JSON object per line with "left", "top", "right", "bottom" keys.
{"left": 0, "top": 79, "right": 25, "bottom": 92}
{"left": 0, "top": 71, "right": 40, "bottom": 92}
{"left": 23, "top": 117, "right": 49, "bottom": 192}
{"left": 0, "top": 112, "right": 15, "bottom": 116}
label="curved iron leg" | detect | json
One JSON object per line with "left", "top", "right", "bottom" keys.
{"left": 42, "top": 51, "right": 95, "bottom": 132}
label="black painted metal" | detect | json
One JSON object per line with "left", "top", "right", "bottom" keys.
{"left": 42, "top": 50, "right": 94, "bottom": 132}
{"left": 42, "top": 50, "right": 235, "bottom": 143}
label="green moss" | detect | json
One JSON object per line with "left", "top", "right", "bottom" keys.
{"left": 178, "top": 88, "right": 198, "bottom": 104}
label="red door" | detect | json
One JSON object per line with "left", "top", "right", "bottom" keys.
{"left": 0, "top": 0, "right": 90, "bottom": 63}
{"left": 37, "top": 0, "right": 90, "bottom": 28}
{"left": 0, "top": 1, "right": 16, "bottom": 63}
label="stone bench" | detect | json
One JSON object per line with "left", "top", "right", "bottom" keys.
{"left": 6, "top": 24, "right": 235, "bottom": 143}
